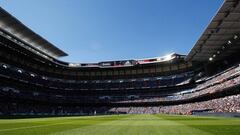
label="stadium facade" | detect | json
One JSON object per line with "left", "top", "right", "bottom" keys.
{"left": 0, "top": 0, "right": 240, "bottom": 116}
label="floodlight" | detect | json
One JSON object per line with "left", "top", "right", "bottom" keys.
{"left": 234, "top": 35, "right": 238, "bottom": 40}
{"left": 227, "top": 40, "right": 232, "bottom": 45}
{"left": 222, "top": 46, "right": 226, "bottom": 50}
{"left": 209, "top": 57, "right": 213, "bottom": 61}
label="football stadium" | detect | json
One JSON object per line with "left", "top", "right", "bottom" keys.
{"left": 0, "top": 0, "right": 240, "bottom": 135}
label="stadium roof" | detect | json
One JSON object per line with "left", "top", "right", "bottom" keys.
{"left": 186, "top": 0, "right": 240, "bottom": 62}
{"left": 0, "top": 7, "right": 68, "bottom": 58}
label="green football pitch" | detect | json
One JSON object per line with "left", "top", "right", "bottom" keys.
{"left": 0, "top": 114, "right": 239, "bottom": 135}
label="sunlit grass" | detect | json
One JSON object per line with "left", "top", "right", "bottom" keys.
{"left": 0, "top": 114, "right": 239, "bottom": 135}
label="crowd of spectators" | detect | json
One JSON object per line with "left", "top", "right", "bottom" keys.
{"left": 0, "top": 102, "right": 110, "bottom": 116}
{"left": 115, "top": 64, "right": 240, "bottom": 103}
{"left": 1, "top": 94, "right": 239, "bottom": 116}
{"left": 109, "top": 65, "right": 240, "bottom": 115}
{"left": 111, "top": 94, "right": 240, "bottom": 115}
{"left": 0, "top": 62, "right": 193, "bottom": 91}
{"left": 1, "top": 63, "right": 240, "bottom": 116}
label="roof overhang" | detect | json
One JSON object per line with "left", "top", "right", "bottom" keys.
{"left": 0, "top": 7, "right": 68, "bottom": 58}
{"left": 186, "top": 0, "right": 240, "bottom": 62}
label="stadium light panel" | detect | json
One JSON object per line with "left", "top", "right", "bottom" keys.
{"left": 209, "top": 57, "right": 213, "bottom": 61}
{"left": 17, "top": 69, "right": 22, "bottom": 73}
{"left": 234, "top": 35, "right": 238, "bottom": 40}
{"left": 227, "top": 40, "right": 232, "bottom": 45}
{"left": 2, "top": 64, "right": 8, "bottom": 69}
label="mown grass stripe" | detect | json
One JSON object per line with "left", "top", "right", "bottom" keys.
{"left": 0, "top": 114, "right": 239, "bottom": 135}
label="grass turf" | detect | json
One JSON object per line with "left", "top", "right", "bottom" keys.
{"left": 0, "top": 114, "right": 239, "bottom": 135}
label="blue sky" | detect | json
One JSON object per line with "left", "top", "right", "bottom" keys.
{"left": 0, "top": 0, "right": 223, "bottom": 63}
